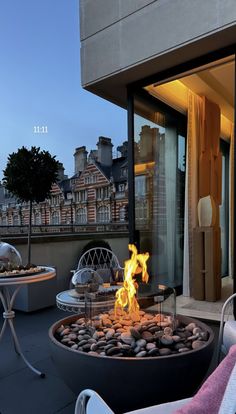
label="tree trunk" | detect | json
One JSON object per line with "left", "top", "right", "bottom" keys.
{"left": 27, "top": 200, "right": 32, "bottom": 265}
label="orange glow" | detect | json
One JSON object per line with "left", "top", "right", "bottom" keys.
{"left": 134, "top": 162, "right": 155, "bottom": 174}
{"left": 115, "top": 244, "right": 149, "bottom": 320}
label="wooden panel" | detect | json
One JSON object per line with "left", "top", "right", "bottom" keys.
{"left": 193, "top": 227, "right": 221, "bottom": 302}
{"left": 199, "top": 152, "right": 211, "bottom": 198}
{"left": 193, "top": 228, "right": 205, "bottom": 300}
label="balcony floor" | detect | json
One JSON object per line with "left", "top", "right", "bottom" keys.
{"left": 0, "top": 306, "right": 220, "bottom": 414}
{"left": 0, "top": 307, "right": 76, "bottom": 414}
{"left": 177, "top": 276, "right": 234, "bottom": 322}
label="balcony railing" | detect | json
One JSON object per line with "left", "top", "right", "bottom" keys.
{"left": 0, "top": 222, "right": 129, "bottom": 235}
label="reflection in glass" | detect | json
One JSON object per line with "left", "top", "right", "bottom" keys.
{"left": 134, "top": 93, "right": 186, "bottom": 290}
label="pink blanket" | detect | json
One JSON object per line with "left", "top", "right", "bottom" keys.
{"left": 174, "top": 344, "right": 236, "bottom": 414}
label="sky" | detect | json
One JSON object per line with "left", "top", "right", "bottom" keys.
{"left": 0, "top": 0, "right": 127, "bottom": 179}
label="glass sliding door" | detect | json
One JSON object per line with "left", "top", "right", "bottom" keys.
{"left": 133, "top": 91, "right": 186, "bottom": 290}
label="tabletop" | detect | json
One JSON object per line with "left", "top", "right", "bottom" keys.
{"left": 56, "top": 285, "right": 120, "bottom": 312}
{"left": 0, "top": 266, "right": 56, "bottom": 286}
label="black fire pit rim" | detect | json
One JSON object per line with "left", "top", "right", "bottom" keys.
{"left": 49, "top": 313, "right": 214, "bottom": 361}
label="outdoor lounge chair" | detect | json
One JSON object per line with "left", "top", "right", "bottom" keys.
{"left": 217, "top": 292, "right": 236, "bottom": 363}
{"left": 74, "top": 344, "right": 236, "bottom": 414}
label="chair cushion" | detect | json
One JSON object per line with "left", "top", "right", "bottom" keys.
{"left": 218, "top": 362, "right": 236, "bottom": 414}
{"left": 173, "top": 344, "right": 236, "bottom": 413}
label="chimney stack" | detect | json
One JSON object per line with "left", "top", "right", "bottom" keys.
{"left": 74, "top": 146, "right": 88, "bottom": 174}
{"left": 97, "top": 137, "right": 113, "bottom": 167}
{"left": 57, "top": 163, "right": 66, "bottom": 181}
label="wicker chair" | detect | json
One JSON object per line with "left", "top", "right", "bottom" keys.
{"left": 70, "top": 247, "right": 123, "bottom": 287}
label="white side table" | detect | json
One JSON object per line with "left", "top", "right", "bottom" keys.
{"left": 56, "top": 286, "right": 120, "bottom": 314}
{"left": 0, "top": 266, "right": 56, "bottom": 377}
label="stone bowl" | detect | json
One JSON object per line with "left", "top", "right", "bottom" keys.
{"left": 49, "top": 314, "right": 214, "bottom": 414}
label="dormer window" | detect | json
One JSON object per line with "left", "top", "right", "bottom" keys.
{"left": 118, "top": 183, "right": 125, "bottom": 192}
{"left": 84, "top": 174, "right": 97, "bottom": 184}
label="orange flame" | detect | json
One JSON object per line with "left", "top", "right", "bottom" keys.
{"left": 115, "top": 244, "right": 149, "bottom": 320}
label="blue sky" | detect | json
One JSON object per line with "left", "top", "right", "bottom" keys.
{"left": 0, "top": 0, "right": 127, "bottom": 179}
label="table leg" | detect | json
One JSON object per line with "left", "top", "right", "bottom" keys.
{"left": 0, "top": 286, "right": 45, "bottom": 378}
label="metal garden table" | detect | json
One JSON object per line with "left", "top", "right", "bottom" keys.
{"left": 0, "top": 266, "right": 56, "bottom": 377}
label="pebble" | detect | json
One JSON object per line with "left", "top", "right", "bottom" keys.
{"left": 78, "top": 339, "right": 88, "bottom": 347}
{"left": 149, "top": 326, "right": 160, "bottom": 333}
{"left": 192, "top": 340, "right": 205, "bottom": 349}
{"left": 172, "top": 335, "right": 181, "bottom": 342}
{"left": 68, "top": 333, "right": 77, "bottom": 340}
{"left": 136, "top": 339, "right": 147, "bottom": 348}
{"left": 97, "top": 340, "right": 107, "bottom": 347}
{"left": 120, "top": 333, "right": 134, "bottom": 345}
{"left": 164, "top": 327, "right": 173, "bottom": 336}
{"left": 186, "top": 323, "right": 197, "bottom": 332}
{"left": 56, "top": 325, "right": 65, "bottom": 334}
{"left": 159, "top": 348, "right": 172, "bottom": 356}
{"left": 134, "top": 346, "right": 141, "bottom": 354}
{"left": 148, "top": 347, "right": 159, "bottom": 356}
{"left": 106, "top": 346, "right": 121, "bottom": 356}
{"left": 174, "top": 342, "right": 186, "bottom": 350}
{"left": 160, "top": 335, "right": 173, "bottom": 346}
{"left": 61, "top": 328, "right": 70, "bottom": 336}
{"left": 130, "top": 327, "right": 141, "bottom": 340}
{"left": 141, "top": 331, "right": 153, "bottom": 342}
{"left": 56, "top": 310, "right": 210, "bottom": 359}
{"left": 136, "top": 351, "right": 147, "bottom": 357}
{"left": 179, "top": 347, "right": 190, "bottom": 353}
{"left": 71, "top": 344, "right": 78, "bottom": 350}
{"left": 146, "top": 343, "right": 156, "bottom": 351}
{"left": 90, "top": 343, "right": 98, "bottom": 351}
{"left": 106, "top": 329, "right": 115, "bottom": 340}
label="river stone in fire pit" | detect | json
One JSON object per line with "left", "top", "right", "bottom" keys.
{"left": 54, "top": 309, "right": 209, "bottom": 358}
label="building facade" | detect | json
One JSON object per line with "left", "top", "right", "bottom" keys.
{"left": 0, "top": 137, "right": 128, "bottom": 230}
{"left": 79, "top": 0, "right": 236, "bottom": 299}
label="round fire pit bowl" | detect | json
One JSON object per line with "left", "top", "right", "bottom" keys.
{"left": 49, "top": 313, "right": 214, "bottom": 413}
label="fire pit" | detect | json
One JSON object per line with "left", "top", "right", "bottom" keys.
{"left": 49, "top": 245, "right": 214, "bottom": 413}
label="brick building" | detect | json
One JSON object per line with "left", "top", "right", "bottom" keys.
{"left": 0, "top": 137, "right": 128, "bottom": 229}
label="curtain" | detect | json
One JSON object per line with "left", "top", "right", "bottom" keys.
{"left": 183, "top": 91, "right": 203, "bottom": 296}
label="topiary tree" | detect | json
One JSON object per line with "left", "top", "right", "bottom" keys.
{"left": 3, "top": 146, "right": 60, "bottom": 265}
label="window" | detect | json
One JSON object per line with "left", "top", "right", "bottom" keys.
{"left": 65, "top": 211, "right": 71, "bottom": 224}
{"left": 2, "top": 216, "right": 7, "bottom": 225}
{"left": 51, "top": 195, "right": 60, "bottom": 205}
{"left": 34, "top": 212, "right": 41, "bottom": 225}
{"left": 118, "top": 183, "right": 125, "bottom": 192}
{"left": 75, "top": 190, "right": 87, "bottom": 202}
{"left": 121, "top": 167, "right": 128, "bottom": 177}
{"left": 84, "top": 174, "right": 97, "bottom": 185}
{"left": 135, "top": 176, "right": 146, "bottom": 197}
{"left": 96, "top": 186, "right": 110, "bottom": 200}
{"left": 135, "top": 199, "right": 148, "bottom": 220}
{"left": 51, "top": 211, "right": 60, "bottom": 224}
{"left": 76, "top": 207, "right": 87, "bottom": 224}
{"left": 119, "top": 206, "right": 127, "bottom": 221}
{"left": 133, "top": 91, "right": 186, "bottom": 288}
{"left": 13, "top": 215, "right": 19, "bottom": 225}
{"left": 97, "top": 205, "right": 110, "bottom": 223}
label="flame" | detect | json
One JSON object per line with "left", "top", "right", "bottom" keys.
{"left": 115, "top": 244, "right": 149, "bottom": 320}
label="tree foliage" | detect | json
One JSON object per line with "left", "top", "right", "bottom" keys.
{"left": 2, "top": 146, "right": 60, "bottom": 264}
{"left": 3, "top": 146, "right": 60, "bottom": 203}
